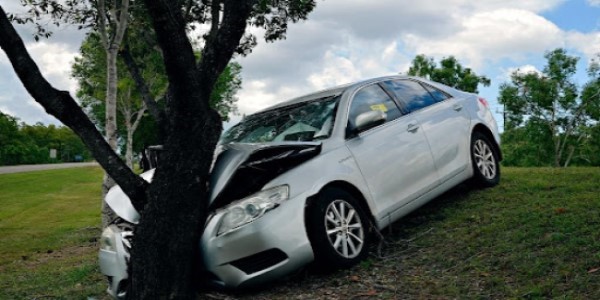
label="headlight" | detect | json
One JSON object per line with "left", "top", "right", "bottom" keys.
{"left": 217, "top": 185, "right": 289, "bottom": 235}
{"left": 100, "top": 225, "right": 120, "bottom": 252}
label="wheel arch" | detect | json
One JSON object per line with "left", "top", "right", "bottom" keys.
{"left": 305, "top": 180, "right": 376, "bottom": 228}
{"left": 472, "top": 123, "right": 502, "bottom": 161}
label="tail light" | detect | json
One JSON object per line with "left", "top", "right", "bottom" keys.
{"left": 478, "top": 97, "right": 489, "bottom": 108}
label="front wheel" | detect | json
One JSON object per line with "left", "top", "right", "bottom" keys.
{"left": 306, "top": 188, "right": 371, "bottom": 270}
{"left": 470, "top": 132, "right": 500, "bottom": 187}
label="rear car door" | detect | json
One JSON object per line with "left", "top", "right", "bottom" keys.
{"left": 382, "top": 79, "right": 471, "bottom": 182}
{"left": 345, "top": 83, "right": 438, "bottom": 219}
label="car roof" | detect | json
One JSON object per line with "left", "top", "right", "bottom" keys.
{"left": 252, "top": 75, "right": 424, "bottom": 115}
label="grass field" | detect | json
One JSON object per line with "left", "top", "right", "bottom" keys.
{"left": 0, "top": 167, "right": 107, "bottom": 299}
{"left": 1, "top": 167, "right": 599, "bottom": 299}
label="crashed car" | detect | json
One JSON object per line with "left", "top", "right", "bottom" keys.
{"left": 99, "top": 75, "right": 501, "bottom": 297}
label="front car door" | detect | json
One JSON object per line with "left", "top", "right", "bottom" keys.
{"left": 345, "top": 83, "right": 438, "bottom": 222}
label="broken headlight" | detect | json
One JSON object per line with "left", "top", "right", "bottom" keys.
{"left": 217, "top": 185, "right": 289, "bottom": 235}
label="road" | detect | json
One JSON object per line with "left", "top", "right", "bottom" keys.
{"left": 0, "top": 162, "right": 99, "bottom": 175}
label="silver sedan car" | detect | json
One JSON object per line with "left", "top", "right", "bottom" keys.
{"left": 99, "top": 75, "right": 501, "bottom": 297}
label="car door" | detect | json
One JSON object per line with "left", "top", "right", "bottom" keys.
{"left": 345, "top": 83, "right": 438, "bottom": 220}
{"left": 382, "top": 79, "right": 470, "bottom": 182}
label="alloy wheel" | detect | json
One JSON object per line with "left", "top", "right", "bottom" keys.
{"left": 324, "top": 200, "right": 364, "bottom": 259}
{"left": 473, "top": 139, "right": 496, "bottom": 180}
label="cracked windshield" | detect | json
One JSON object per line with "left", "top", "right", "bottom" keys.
{"left": 220, "top": 96, "right": 339, "bottom": 144}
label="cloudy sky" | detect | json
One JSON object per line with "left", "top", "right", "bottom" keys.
{"left": 1, "top": 0, "right": 599, "bottom": 130}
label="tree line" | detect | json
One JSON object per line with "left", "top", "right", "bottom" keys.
{"left": 0, "top": 111, "right": 91, "bottom": 165}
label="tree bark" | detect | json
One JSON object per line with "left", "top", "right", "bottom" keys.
{"left": 121, "top": 101, "right": 146, "bottom": 169}
{"left": 99, "top": 0, "right": 132, "bottom": 227}
{"left": 126, "top": 0, "right": 255, "bottom": 298}
{"left": 102, "top": 46, "right": 120, "bottom": 226}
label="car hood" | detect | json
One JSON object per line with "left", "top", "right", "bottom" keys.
{"left": 106, "top": 142, "right": 321, "bottom": 224}
{"left": 209, "top": 142, "right": 321, "bottom": 209}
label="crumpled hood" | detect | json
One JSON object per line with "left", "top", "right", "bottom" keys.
{"left": 106, "top": 142, "right": 321, "bottom": 223}
{"left": 208, "top": 142, "right": 321, "bottom": 209}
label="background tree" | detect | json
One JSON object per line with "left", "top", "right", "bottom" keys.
{"left": 72, "top": 31, "right": 242, "bottom": 168}
{"left": 407, "top": 54, "right": 491, "bottom": 93}
{"left": 0, "top": 111, "right": 44, "bottom": 165}
{"left": 10, "top": 0, "right": 135, "bottom": 226}
{"left": 0, "top": 111, "right": 90, "bottom": 165}
{"left": 0, "top": 0, "right": 316, "bottom": 297}
{"left": 72, "top": 32, "right": 165, "bottom": 169}
{"left": 499, "top": 48, "right": 600, "bottom": 167}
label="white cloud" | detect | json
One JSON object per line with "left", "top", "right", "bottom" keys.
{"left": 566, "top": 31, "right": 600, "bottom": 60}
{"left": 308, "top": 51, "right": 362, "bottom": 90}
{"left": 501, "top": 64, "right": 542, "bottom": 80}
{"left": 235, "top": 79, "right": 304, "bottom": 114}
{"left": 26, "top": 41, "right": 79, "bottom": 94}
{"left": 587, "top": 0, "right": 600, "bottom": 7}
{"left": 403, "top": 9, "right": 564, "bottom": 68}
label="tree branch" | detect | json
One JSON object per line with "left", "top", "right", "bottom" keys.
{"left": 207, "top": 0, "right": 221, "bottom": 43}
{"left": 197, "top": 0, "right": 255, "bottom": 93}
{"left": 112, "top": 0, "right": 130, "bottom": 49}
{"left": 97, "top": 0, "right": 109, "bottom": 49}
{"left": 120, "top": 43, "right": 165, "bottom": 126}
{"left": 142, "top": 0, "right": 204, "bottom": 113}
{"left": 132, "top": 103, "right": 147, "bottom": 133}
{"left": 0, "top": 5, "right": 147, "bottom": 211}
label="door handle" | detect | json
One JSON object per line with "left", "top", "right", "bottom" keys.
{"left": 407, "top": 123, "right": 419, "bottom": 133}
{"left": 453, "top": 104, "right": 463, "bottom": 111}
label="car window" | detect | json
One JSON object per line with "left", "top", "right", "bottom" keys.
{"left": 423, "top": 84, "right": 450, "bottom": 102}
{"left": 347, "top": 84, "right": 402, "bottom": 130}
{"left": 383, "top": 80, "right": 438, "bottom": 112}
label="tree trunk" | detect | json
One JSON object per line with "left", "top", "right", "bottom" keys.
{"left": 129, "top": 109, "right": 222, "bottom": 299}
{"left": 98, "top": 0, "right": 131, "bottom": 227}
{"left": 125, "top": 121, "right": 134, "bottom": 169}
{"left": 126, "top": 0, "right": 254, "bottom": 297}
{"left": 102, "top": 46, "right": 121, "bottom": 227}
{"left": 124, "top": 105, "right": 145, "bottom": 169}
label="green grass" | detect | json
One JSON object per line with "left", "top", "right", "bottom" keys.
{"left": 232, "top": 167, "right": 600, "bottom": 299}
{"left": 378, "top": 167, "right": 600, "bottom": 299}
{"left": 1, "top": 167, "right": 599, "bottom": 299}
{"left": 0, "top": 167, "right": 107, "bottom": 299}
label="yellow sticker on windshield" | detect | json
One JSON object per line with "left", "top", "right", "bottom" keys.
{"left": 370, "top": 104, "right": 388, "bottom": 112}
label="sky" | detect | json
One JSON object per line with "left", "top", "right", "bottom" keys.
{"left": 1, "top": 0, "right": 599, "bottom": 131}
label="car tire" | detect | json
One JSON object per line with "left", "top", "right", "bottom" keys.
{"left": 470, "top": 131, "right": 500, "bottom": 187}
{"left": 306, "top": 188, "right": 371, "bottom": 270}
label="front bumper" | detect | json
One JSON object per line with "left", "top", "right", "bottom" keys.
{"left": 98, "top": 228, "right": 130, "bottom": 298}
{"left": 98, "top": 190, "right": 315, "bottom": 292}
{"left": 200, "top": 190, "right": 314, "bottom": 288}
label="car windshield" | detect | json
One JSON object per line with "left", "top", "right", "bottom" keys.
{"left": 220, "top": 96, "right": 339, "bottom": 144}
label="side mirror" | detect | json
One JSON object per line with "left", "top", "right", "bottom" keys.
{"left": 354, "top": 110, "right": 387, "bottom": 133}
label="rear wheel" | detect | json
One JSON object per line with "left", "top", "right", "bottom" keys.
{"left": 306, "top": 188, "right": 371, "bottom": 270}
{"left": 470, "top": 132, "right": 500, "bottom": 187}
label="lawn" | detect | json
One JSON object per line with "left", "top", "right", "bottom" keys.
{"left": 0, "top": 167, "right": 107, "bottom": 299}
{"left": 1, "top": 167, "right": 599, "bottom": 299}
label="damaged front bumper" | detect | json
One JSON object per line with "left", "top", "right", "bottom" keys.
{"left": 98, "top": 225, "right": 132, "bottom": 298}
{"left": 200, "top": 189, "right": 314, "bottom": 288}
{"left": 98, "top": 190, "right": 314, "bottom": 293}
